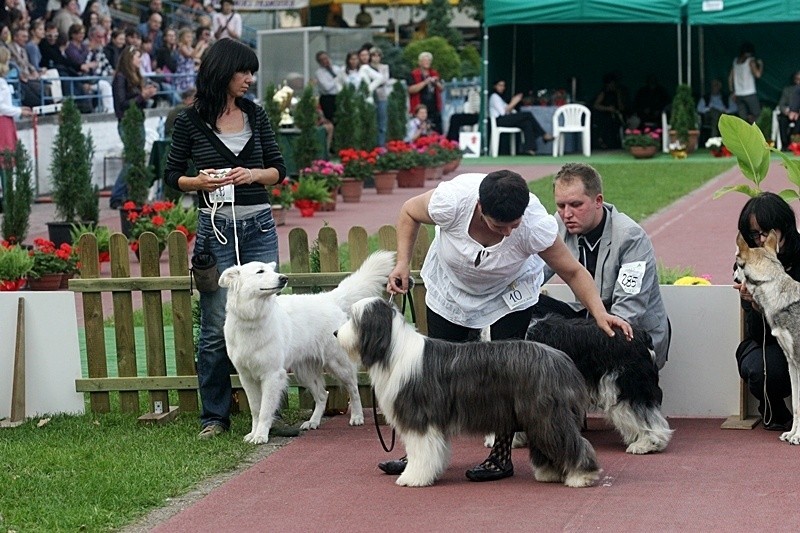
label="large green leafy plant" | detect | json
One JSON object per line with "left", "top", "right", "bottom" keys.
{"left": 714, "top": 114, "right": 800, "bottom": 202}
{"left": 50, "top": 98, "right": 97, "bottom": 222}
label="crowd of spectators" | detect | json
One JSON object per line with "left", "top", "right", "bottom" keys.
{"left": 0, "top": 0, "right": 244, "bottom": 113}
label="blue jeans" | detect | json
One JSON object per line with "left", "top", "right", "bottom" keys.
{"left": 375, "top": 99, "right": 388, "bottom": 147}
{"left": 196, "top": 208, "right": 279, "bottom": 429}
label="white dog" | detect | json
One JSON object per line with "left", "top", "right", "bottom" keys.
{"left": 218, "top": 250, "right": 395, "bottom": 444}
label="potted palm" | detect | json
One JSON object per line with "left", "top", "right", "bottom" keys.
{"left": 0, "top": 241, "right": 34, "bottom": 291}
{"left": 48, "top": 98, "right": 98, "bottom": 246}
{"left": 1, "top": 141, "right": 35, "bottom": 245}
{"left": 669, "top": 84, "right": 700, "bottom": 153}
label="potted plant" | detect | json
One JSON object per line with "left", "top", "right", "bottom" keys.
{"left": 333, "top": 84, "right": 358, "bottom": 154}
{"left": 755, "top": 106, "right": 773, "bottom": 145}
{"left": 27, "top": 237, "right": 73, "bottom": 290}
{"left": 119, "top": 105, "right": 154, "bottom": 235}
{"left": 414, "top": 134, "right": 451, "bottom": 180}
{"left": 301, "top": 160, "right": 343, "bottom": 211}
{"left": 704, "top": 137, "right": 732, "bottom": 158}
{"left": 293, "top": 85, "right": 324, "bottom": 172}
{"left": 292, "top": 177, "right": 330, "bottom": 217}
{"left": 622, "top": 127, "right": 662, "bottom": 159}
{"left": 392, "top": 140, "right": 427, "bottom": 188}
{"left": 386, "top": 80, "right": 407, "bottom": 143}
{"left": 70, "top": 222, "right": 112, "bottom": 264}
{"left": 355, "top": 82, "right": 378, "bottom": 152}
{"left": 338, "top": 148, "right": 378, "bottom": 202}
{"left": 269, "top": 177, "right": 294, "bottom": 225}
{"left": 126, "top": 200, "right": 198, "bottom": 259}
{"left": 48, "top": 98, "right": 97, "bottom": 246}
{"left": 669, "top": 84, "right": 700, "bottom": 153}
{"left": 0, "top": 241, "right": 34, "bottom": 291}
{"left": 0, "top": 142, "right": 35, "bottom": 245}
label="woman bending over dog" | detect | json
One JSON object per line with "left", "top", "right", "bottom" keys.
{"left": 382, "top": 170, "right": 632, "bottom": 482}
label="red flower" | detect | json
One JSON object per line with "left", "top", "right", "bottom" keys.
{"left": 127, "top": 210, "right": 140, "bottom": 222}
{"left": 151, "top": 215, "right": 165, "bottom": 226}
{"left": 122, "top": 201, "right": 137, "bottom": 210}
{"left": 175, "top": 225, "right": 189, "bottom": 236}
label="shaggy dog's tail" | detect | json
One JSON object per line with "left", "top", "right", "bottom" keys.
{"left": 330, "top": 250, "right": 396, "bottom": 311}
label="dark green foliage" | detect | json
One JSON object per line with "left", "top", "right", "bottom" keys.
{"left": 333, "top": 83, "right": 357, "bottom": 153}
{"left": 669, "top": 84, "right": 698, "bottom": 144}
{"left": 459, "top": 44, "right": 481, "bottom": 78}
{"left": 387, "top": 80, "right": 408, "bottom": 142}
{"left": 120, "top": 104, "right": 152, "bottom": 206}
{"left": 403, "top": 37, "right": 461, "bottom": 83}
{"left": 0, "top": 142, "right": 34, "bottom": 243}
{"left": 457, "top": 0, "right": 484, "bottom": 22}
{"left": 379, "top": 42, "right": 410, "bottom": 83}
{"left": 755, "top": 106, "right": 773, "bottom": 140}
{"left": 50, "top": 98, "right": 97, "bottom": 222}
{"left": 425, "top": 0, "right": 463, "bottom": 47}
{"left": 357, "top": 82, "right": 378, "bottom": 150}
{"left": 293, "top": 85, "right": 323, "bottom": 170}
{"left": 263, "top": 83, "right": 282, "bottom": 130}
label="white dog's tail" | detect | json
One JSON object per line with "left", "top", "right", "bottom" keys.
{"left": 330, "top": 250, "right": 396, "bottom": 312}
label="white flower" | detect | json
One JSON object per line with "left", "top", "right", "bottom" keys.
{"left": 669, "top": 141, "right": 686, "bottom": 151}
{"left": 705, "top": 137, "right": 723, "bottom": 149}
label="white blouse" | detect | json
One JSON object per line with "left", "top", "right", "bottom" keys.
{"left": 421, "top": 173, "right": 558, "bottom": 328}
{"left": 0, "top": 78, "right": 22, "bottom": 120}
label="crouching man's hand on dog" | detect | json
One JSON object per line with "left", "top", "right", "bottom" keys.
{"left": 595, "top": 312, "right": 633, "bottom": 340}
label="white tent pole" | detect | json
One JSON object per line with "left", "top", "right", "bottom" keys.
{"left": 481, "top": 25, "right": 488, "bottom": 155}
{"left": 677, "top": 23, "right": 683, "bottom": 85}
{"left": 687, "top": 23, "right": 692, "bottom": 88}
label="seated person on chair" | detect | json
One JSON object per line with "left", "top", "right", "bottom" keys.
{"left": 531, "top": 163, "right": 670, "bottom": 370}
{"left": 632, "top": 73, "right": 670, "bottom": 128}
{"left": 405, "top": 103, "right": 433, "bottom": 142}
{"left": 776, "top": 71, "right": 800, "bottom": 149}
{"left": 591, "top": 72, "right": 626, "bottom": 150}
{"left": 489, "top": 79, "right": 551, "bottom": 156}
{"left": 696, "top": 78, "right": 737, "bottom": 139}
{"left": 446, "top": 87, "right": 480, "bottom": 141}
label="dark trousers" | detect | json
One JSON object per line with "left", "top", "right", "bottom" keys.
{"left": 777, "top": 114, "right": 800, "bottom": 148}
{"left": 446, "top": 113, "right": 479, "bottom": 141}
{"left": 496, "top": 111, "right": 546, "bottom": 152}
{"left": 737, "top": 339, "right": 792, "bottom": 424}
{"left": 319, "top": 94, "right": 336, "bottom": 123}
{"left": 426, "top": 305, "right": 535, "bottom": 343}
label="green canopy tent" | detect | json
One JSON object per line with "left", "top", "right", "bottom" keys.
{"left": 481, "top": 0, "right": 686, "bottom": 153}
{"left": 687, "top": 0, "right": 800, "bottom": 107}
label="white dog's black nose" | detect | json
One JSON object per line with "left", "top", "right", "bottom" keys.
{"left": 278, "top": 275, "right": 288, "bottom": 287}
{"left": 333, "top": 330, "right": 338, "bottom": 337}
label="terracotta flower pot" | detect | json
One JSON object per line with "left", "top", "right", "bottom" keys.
{"left": 629, "top": 145, "right": 658, "bottom": 159}
{"left": 340, "top": 178, "right": 364, "bottom": 203}
{"left": 271, "top": 205, "right": 287, "bottom": 226}
{"left": 424, "top": 165, "right": 444, "bottom": 181}
{"left": 60, "top": 272, "right": 75, "bottom": 289}
{"left": 318, "top": 188, "right": 338, "bottom": 211}
{"left": 373, "top": 171, "right": 397, "bottom": 194}
{"left": 396, "top": 167, "right": 427, "bottom": 188}
{"left": 27, "top": 272, "right": 64, "bottom": 291}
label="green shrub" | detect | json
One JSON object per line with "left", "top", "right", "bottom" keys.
{"left": 120, "top": 105, "right": 152, "bottom": 206}
{"left": 387, "top": 80, "right": 408, "bottom": 142}
{"left": 50, "top": 98, "right": 97, "bottom": 222}
{"left": 459, "top": 44, "right": 481, "bottom": 78}
{"left": 1, "top": 142, "right": 34, "bottom": 244}
{"left": 293, "top": 85, "right": 323, "bottom": 170}
{"left": 669, "top": 84, "right": 698, "bottom": 144}
{"left": 403, "top": 37, "right": 461, "bottom": 82}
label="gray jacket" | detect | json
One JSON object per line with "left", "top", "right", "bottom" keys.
{"left": 543, "top": 203, "right": 670, "bottom": 369}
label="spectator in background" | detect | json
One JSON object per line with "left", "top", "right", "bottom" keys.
{"left": 85, "top": 23, "right": 113, "bottom": 113}
{"left": 632, "top": 74, "right": 670, "bottom": 127}
{"left": 368, "top": 46, "right": 391, "bottom": 146}
{"left": 489, "top": 79, "right": 551, "bottom": 156}
{"left": 313, "top": 50, "right": 340, "bottom": 123}
{"left": 407, "top": 51, "right": 443, "bottom": 133}
{"left": 39, "top": 22, "right": 73, "bottom": 74}
{"left": 139, "top": 34, "right": 154, "bottom": 76}
{"left": 592, "top": 72, "right": 625, "bottom": 150}
{"left": 174, "top": 27, "right": 200, "bottom": 92}
{"left": 137, "top": 11, "right": 163, "bottom": 50}
{"left": 124, "top": 26, "right": 141, "bottom": 48}
{"left": 103, "top": 27, "right": 124, "bottom": 68}
{"left": 776, "top": 71, "right": 800, "bottom": 149}
{"left": 174, "top": 0, "right": 199, "bottom": 29}
{"left": 357, "top": 42, "right": 371, "bottom": 66}
{"left": 99, "top": 14, "right": 112, "bottom": 44}
{"left": 138, "top": 0, "right": 163, "bottom": 26}
{"left": 729, "top": 41, "right": 763, "bottom": 124}
{"left": 109, "top": 45, "right": 158, "bottom": 208}
{"left": 0, "top": 47, "right": 33, "bottom": 154}
{"left": 405, "top": 103, "right": 432, "bottom": 142}
{"left": 195, "top": 25, "right": 212, "bottom": 52}
{"left": 212, "top": 0, "right": 241, "bottom": 41}
{"left": 446, "top": 87, "right": 480, "bottom": 142}
{"left": 52, "top": 0, "right": 81, "bottom": 39}
{"left": 25, "top": 17, "right": 44, "bottom": 69}
{"left": 155, "top": 27, "right": 179, "bottom": 102}
{"left": 338, "top": 49, "right": 384, "bottom": 97}
{"left": 696, "top": 78, "right": 737, "bottom": 139}
{"left": 81, "top": 0, "right": 101, "bottom": 31}
{"left": 9, "top": 26, "right": 45, "bottom": 107}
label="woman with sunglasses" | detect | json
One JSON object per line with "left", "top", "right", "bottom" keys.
{"left": 734, "top": 192, "right": 800, "bottom": 431}
{"left": 381, "top": 170, "right": 632, "bottom": 481}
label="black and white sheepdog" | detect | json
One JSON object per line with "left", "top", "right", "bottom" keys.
{"left": 526, "top": 317, "right": 673, "bottom": 454}
{"left": 335, "top": 297, "right": 601, "bottom": 488}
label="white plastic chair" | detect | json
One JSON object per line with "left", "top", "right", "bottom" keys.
{"left": 489, "top": 114, "right": 522, "bottom": 157}
{"left": 771, "top": 107, "right": 782, "bottom": 151}
{"left": 551, "top": 104, "right": 591, "bottom": 157}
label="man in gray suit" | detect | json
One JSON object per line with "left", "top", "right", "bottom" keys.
{"left": 531, "top": 162, "right": 670, "bottom": 369}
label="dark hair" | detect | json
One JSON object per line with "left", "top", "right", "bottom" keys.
{"left": 68, "top": 23, "right": 85, "bottom": 39}
{"left": 737, "top": 192, "right": 800, "bottom": 263}
{"left": 344, "top": 51, "right": 359, "bottom": 72}
{"left": 315, "top": 50, "right": 327, "bottom": 62}
{"left": 194, "top": 38, "right": 258, "bottom": 133}
{"left": 479, "top": 170, "right": 530, "bottom": 222}
{"left": 124, "top": 27, "right": 138, "bottom": 38}
{"left": 739, "top": 41, "right": 755, "bottom": 56}
{"left": 553, "top": 163, "right": 603, "bottom": 197}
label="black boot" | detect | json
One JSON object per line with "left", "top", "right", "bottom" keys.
{"left": 466, "top": 433, "right": 514, "bottom": 482}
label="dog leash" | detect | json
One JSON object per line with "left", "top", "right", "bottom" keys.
{"left": 372, "top": 277, "right": 416, "bottom": 453}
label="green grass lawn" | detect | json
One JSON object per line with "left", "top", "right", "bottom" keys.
{"left": 1, "top": 154, "right": 738, "bottom": 532}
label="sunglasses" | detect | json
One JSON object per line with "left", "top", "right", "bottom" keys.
{"left": 749, "top": 230, "right": 770, "bottom": 241}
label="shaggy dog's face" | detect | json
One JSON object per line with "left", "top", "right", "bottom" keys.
{"left": 218, "top": 261, "right": 288, "bottom": 298}
{"left": 336, "top": 297, "right": 395, "bottom": 367}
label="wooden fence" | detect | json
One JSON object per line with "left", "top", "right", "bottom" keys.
{"left": 71, "top": 225, "right": 431, "bottom": 415}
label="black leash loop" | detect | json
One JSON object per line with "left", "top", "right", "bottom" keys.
{"left": 372, "top": 277, "right": 416, "bottom": 453}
